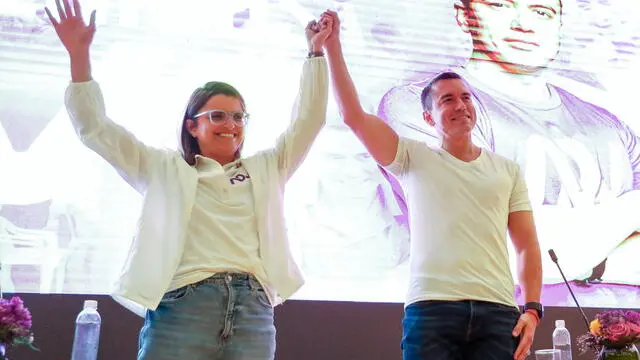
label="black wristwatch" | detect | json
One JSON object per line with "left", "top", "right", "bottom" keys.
{"left": 307, "top": 51, "right": 324, "bottom": 58}
{"left": 523, "top": 302, "right": 544, "bottom": 319}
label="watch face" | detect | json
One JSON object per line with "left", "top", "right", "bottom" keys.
{"left": 525, "top": 302, "right": 544, "bottom": 318}
{"left": 526, "top": 302, "right": 542, "bottom": 310}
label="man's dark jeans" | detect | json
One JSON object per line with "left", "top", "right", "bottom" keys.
{"left": 402, "top": 300, "right": 521, "bottom": 360}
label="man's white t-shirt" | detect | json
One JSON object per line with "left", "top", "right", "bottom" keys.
{"left": 384, "top": 137, "right": 532, "bottom": 308}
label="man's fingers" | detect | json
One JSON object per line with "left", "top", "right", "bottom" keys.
{"left": 513, "top": 322, "right": 535, "bottom": 360}
{"left": 512, "top": 320, "right": 524, "bottom": 337}
{"left": 321, "top": 10, "right": 339, "bottom": 31}
{"left": 323, "top": 9, "right": 339, "bottom": 17}
{"left": 514, "top": 334, "right": 533, "bottom": 360}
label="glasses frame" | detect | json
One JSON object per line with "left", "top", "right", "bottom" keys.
{"left": 193, "top": 109, "right": 250, "bottom": 126}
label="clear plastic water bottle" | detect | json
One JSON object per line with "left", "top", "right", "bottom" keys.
{"left": 71, "top": 300, "right": 101, "bottom": 360}
{"left": 552, "top": 319, "right": 572, "bottom": 360}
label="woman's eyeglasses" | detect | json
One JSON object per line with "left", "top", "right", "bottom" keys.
{"left": 194, "top": 109, "right": 249, "bottom": 126}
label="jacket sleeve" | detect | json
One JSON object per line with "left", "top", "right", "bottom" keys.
{"left": 65, "top": 80, "right": 161, "bottom": 192}
{"left": 272, "top": 56, "right": 329, "bottom": 181}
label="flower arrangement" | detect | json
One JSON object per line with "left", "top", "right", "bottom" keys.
{"left": 577, "top": 310, "right": 640, "bottom": 358}
{"left": 0, "top": 296, "right": 38, "bottom": 359}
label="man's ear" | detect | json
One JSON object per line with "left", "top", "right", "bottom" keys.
{"left": 423, "top": 111, "right": 436, "bottom": 127}
{"left": 454, "top": 1, "right": 472, "bottom": 34}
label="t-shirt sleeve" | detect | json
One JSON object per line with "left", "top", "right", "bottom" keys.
{"left": 510, "top": 163, "right": 533, "bottom": 213}
{"left": 383, "top": 137, "right": 418, "bottom": 177}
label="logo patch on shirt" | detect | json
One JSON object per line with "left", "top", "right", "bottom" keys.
{"left": 230, "top": 173, "right": 250, "bottom": 185}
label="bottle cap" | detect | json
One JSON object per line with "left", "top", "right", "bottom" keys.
{"left": 555, "top": 319, "right": 565, "bottom": 328}
{"left": 84, "top": 300, "right": 98, "bottom": 310}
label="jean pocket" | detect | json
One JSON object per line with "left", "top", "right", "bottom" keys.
{"left": 249, "top": 280, "right": 272, "bottom": 309}
{"left": 253, "top": 287, "right": 272, "bottom": 308}
{"left": 489, "top": 302, "right": 521, "bottom": 315}
{"left": 161, "top": 285, "right": 193, "bottom": 304}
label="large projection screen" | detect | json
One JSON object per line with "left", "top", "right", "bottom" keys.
{"left": 1, "top": 0, "right": 639, "bottom": 308}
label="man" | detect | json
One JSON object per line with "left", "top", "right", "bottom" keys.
{"left": 321, "top": 10, "right": 542, "bottom": 360}
{"left": 378, "top": 0, "right": 640, "bottom": 294}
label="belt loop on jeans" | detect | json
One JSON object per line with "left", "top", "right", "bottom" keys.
{"left": 209, "top": 272, "right": 252, "bottom": 281}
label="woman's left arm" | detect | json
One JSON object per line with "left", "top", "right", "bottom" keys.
{"left": 274, "top": 18, "right": 331, "bottom": 180}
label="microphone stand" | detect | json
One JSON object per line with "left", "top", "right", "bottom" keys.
{"left": 548, "top": 249, "right": 591, "bottom": 332}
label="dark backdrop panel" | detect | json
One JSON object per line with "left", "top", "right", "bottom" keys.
{"left": 7, "top": 294, "right": 626, "bottom": 360}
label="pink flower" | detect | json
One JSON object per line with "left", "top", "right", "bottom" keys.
{"left": 628, "top": 322, "right": 640, "bottom": 336}
{"left": 605, "top": 322, "right": 632, "bottom": 342}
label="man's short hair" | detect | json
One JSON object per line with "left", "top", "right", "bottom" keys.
{"left": 420, "top": 71, "right": 465, "bottom": 111}
{"left": 460, "top": 0, "right": 563, "bottom": 11}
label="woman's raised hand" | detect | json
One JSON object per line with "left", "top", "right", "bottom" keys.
{"left": 45, "top": 0, "right": 96, "bottom": 57}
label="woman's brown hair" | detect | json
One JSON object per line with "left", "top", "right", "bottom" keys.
{"left": 179, "top": 81, "right": 247, "bottom": 165}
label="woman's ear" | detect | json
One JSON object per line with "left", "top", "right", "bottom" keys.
{"left": 186, "top": 119, "right": 198, "bottom": 138}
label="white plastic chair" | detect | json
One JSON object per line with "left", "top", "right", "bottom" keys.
{"left": 0, "top": 216, "right": 66, "bottom": 293}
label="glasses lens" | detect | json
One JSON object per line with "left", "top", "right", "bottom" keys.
{"left": 232, "top": 112, "right": 247, "bottom": 124}
{"left": 208, "top": 110, "right": 227, "bottom": 123}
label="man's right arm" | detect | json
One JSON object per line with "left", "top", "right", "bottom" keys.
{"left": 322, "top": 11, "right": 398, "bottom": 167}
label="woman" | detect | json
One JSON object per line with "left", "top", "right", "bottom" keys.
{"left": 45, "top": 0, "right": 331, "bottom": 359}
